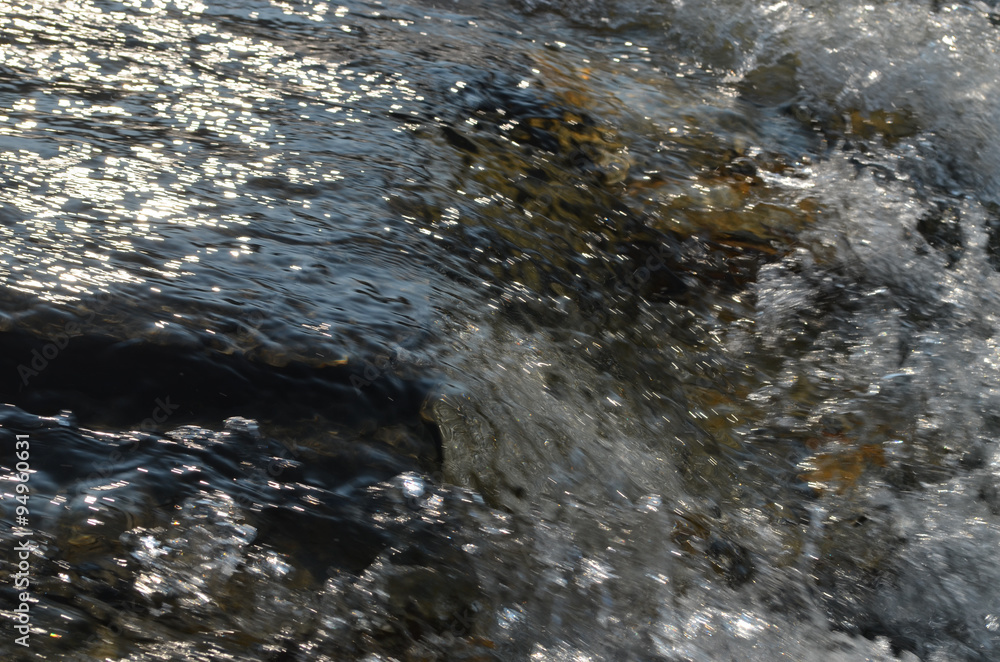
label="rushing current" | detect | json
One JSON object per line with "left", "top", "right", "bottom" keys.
{"left": 2, "top": 0, "right": 1000, "bottom": 659}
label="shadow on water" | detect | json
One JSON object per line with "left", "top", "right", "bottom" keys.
{"left": 0, "top": 326, "right": 445, "bottom": 575}
{"left": 0, "top": 328, "right": 438, "bottom": 438}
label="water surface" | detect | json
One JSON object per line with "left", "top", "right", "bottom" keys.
{"left": 2, "top": 0, "right": 1000, "bottom": 660}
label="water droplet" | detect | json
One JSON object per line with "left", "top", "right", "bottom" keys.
{"left": 402, "top": 473, "right": 424, "bottom": 499}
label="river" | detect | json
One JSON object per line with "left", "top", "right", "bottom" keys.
{"left": 1, "top": 0, "right": 1000, "bottom": 660}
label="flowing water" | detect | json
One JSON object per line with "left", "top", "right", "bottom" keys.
{"left": 2, "top": 0, "right": 1000, "bottom": 659}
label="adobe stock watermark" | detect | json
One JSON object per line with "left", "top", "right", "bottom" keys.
{"left": 79, "top": 419, "right": 299, "bottom": 646}
{"left": 350, "top": 343, "right": 416, "bottom": 394}
{"left": 578, "top": 241, "right": 677, "bottom": 336}
{"left": 8, "top": 433, "right": 33, "bottom": 648}
{"left": 221, "top": 417, "right": 303, "bottom": 513}
{"left": 61, "top": 395, "right": 181, "bottom": 651}
{"left": 234, "top": 308, "right": 266, "bottom": 344}
{"left": 16, "top": 291, "right": 115, "bottom": 387}
{"left": 62, "top": 395, "right": 180, "bottom": 497}
{"left": 17, "top": 300, "right": 270, "bottom": 387}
